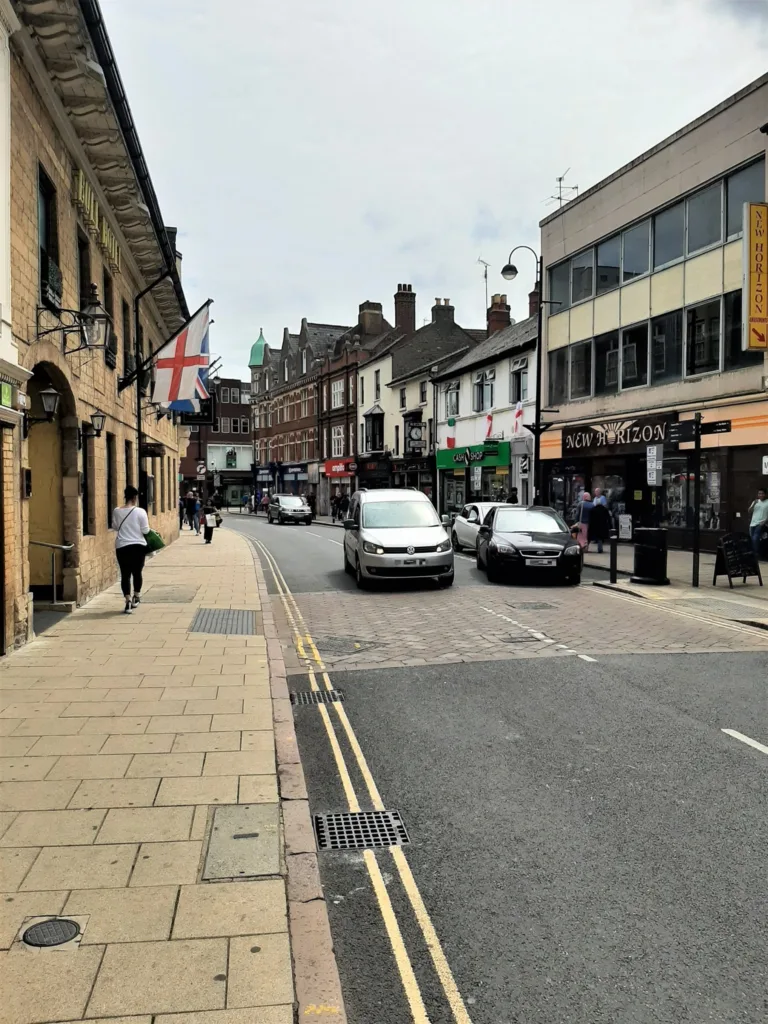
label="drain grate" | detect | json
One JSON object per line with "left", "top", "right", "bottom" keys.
{"left": 313, "top": 635, "right": 380, "bottom": 656}
{"left": 190, "top": 609, "right": 259, "bottom": 635}
{"left": 23, "top": 919, "right": 80, "bottom": 948}
{"left": 501, "top": 634, "right": 541, "bottom": 644}
{"left": 314, "top": 810, "right": 410, "bottom": 851}
{"left": 291, "top": 689, "right": 345, "bottom": 706}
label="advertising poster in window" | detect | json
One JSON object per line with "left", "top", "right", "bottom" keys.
{"left": 744, "top": 202, "right": 767, "bottom": 350}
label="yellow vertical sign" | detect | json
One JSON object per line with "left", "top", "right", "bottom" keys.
{"left": 744, "top": 201, "right": 768, "bottom": 350}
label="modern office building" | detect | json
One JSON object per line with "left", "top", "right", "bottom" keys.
{"left": 539, "top": 74, "right": 767, "bottom": 549}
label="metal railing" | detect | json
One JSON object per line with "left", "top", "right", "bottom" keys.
{"left": 30, "top": 540, "right": 74, "bottom": 606}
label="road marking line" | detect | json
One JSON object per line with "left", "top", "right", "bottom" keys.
{"left": 250, "top": 537, "right": 431, "bottom": 1022}
{"left": 252, "top": 534, "right": 473, "bottom": 1024}
{"left": 306, "top": 531, "right": 343, "bottom": 546}
{"left": 578, "top": 654, "right": 597, "bottom": 662}
{"left": 721, "top": 728, "right": 768, "bottom": 756}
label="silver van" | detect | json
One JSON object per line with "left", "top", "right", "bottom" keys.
{"left": 343, "top": 489, "right": 454, "bottom": 588}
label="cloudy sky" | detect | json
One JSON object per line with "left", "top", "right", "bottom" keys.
{"left": 100, "top": 0, "right": 767, "bottom": 378}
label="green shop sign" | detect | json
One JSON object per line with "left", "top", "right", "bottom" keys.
{"left": 436, "top": 441, "right": 510, "bottom": 471}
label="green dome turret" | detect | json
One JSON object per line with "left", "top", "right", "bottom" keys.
{"left": 249, "top": 328, "right": 267, "bottom": 367}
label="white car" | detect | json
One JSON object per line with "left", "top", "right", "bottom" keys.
{"left": 450, "top": 502, "right": 505, "bottom": 552}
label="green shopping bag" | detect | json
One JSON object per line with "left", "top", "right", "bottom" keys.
{"left": 145, "top": 529, "right": 165, "bottom": 553}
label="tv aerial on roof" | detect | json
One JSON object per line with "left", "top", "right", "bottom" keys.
{"left": 544, "top": 169, "right": 579, "bottom": 209}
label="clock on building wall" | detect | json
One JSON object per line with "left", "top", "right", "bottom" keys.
{"left": 406, "top": 423, "right": 426, "bottom": 454}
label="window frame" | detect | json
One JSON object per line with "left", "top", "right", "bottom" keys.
{"left": 374, "top": 369, "right": 381, "bottom": 400}
{"left": 684, "top": 296, "right": 722, "bottom": 379}
{"left": 331, "top": 379, "right": 344, "bottom": 409}
{"left": 399, "top": 387, "right": 406, "bottom": 410}
{"left": 419, "top": 380, "right": 428, "bottom": 404}
{"left": 220, "top": 387, "right": 230, "bottom": 404}
{"left": 331, "top": 424, "right": 344, "bottom": 457}
{"left": 231, "top": 387, "right": 240, "bottom": 404}
{"left": 685, "top": 181, "right": 723, "bottom": 258}
{"left": 444, "top": 382, "right": 460, "bottom": 418}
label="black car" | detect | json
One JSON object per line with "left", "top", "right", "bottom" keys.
{"left": 476, "top": 505, "right": 582, "bottom": 585}
{"left": 267, "top": 494, "right": 312, "bottom": 525}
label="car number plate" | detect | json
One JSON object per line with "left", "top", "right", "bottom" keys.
{"left": 525, "top": 557, "right": 556, "bottom": 566}
{"left": 396, "top": 558, "right": 425, "bottom": 566}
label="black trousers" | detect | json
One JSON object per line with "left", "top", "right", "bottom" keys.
{"left": 116, "top": 544, "right": 147, "bottom": 597}
{"left": 203, "top": 525, "right": 214, "bottom": 543}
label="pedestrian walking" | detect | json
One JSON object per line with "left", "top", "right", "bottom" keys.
{"left": 112, "top": 485, "right": 150, "bottom": 614}
{"left": 588, "top": 497, "right": 611, "bottom": 553}
{"left": 184, "top": 490, "right": 197, "bottom": 531}
{"left": 178, "top": 494, "right": 185, "bottom": 530}
{"left": 261, "top": 492, "right": 270, "bottom": 515}
{"left": 338, "top": 492, "right": 350, "bottom": 521}
{"left": 574, "top": 491, "right": 594, "bottom": 550}
{"left": 255, "top": 489, "right": 262, "bottom": 514}
{"left": 748, "top": 487, "right": 768, "bottom": 558}
{"left": 508, "top": 487, "right": 519, "bottom": 505}
{"left": 331, "top": 494, "right": 339, "bottom": 523}
{"left": 307, "top": 493, "right": 316, "bottom": 520}
{"left": 201, "top": 499, "right": 217, "bottom": 544}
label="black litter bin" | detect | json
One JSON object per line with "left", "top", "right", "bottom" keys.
{"left": 630, "top": 527, "right": 670, "bottom": 585}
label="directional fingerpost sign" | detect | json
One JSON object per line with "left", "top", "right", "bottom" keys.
{"left": 744, "top": 202, "right": 768, "bottom": 351}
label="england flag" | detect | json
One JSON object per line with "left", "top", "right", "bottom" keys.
{"left": 151, "top": 302, "right": 211, "bottom": 407}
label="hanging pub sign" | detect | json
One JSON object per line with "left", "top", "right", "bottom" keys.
{"left": 713, "top": 533, "right": 763, "bottom": 588}
{"left": 562, "top": 414, "right": 675, "bottom": 457}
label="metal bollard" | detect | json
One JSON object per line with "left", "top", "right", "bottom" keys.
{"left": 609, "top": 531, "right": 618, "bottom": 585}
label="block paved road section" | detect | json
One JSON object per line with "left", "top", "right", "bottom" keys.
{"left": 0, "top": 528, "right": 297, "bottom": 1024}
{"left": 283, "top": 582, "right": 768, "bottom": 671}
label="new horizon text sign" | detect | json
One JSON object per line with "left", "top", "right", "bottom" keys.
{"left": 744, "top": 202, "right": 768, "bottom": 351}
{"left": 562, "top": 415, "right": 674, "bottom": 457}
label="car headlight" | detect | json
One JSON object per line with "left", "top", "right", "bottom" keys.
{"left": 491, "top": 540, "right": 518, "bottom": 555}
{"left": 565, "top": 545, "right": 581, "bottom": 556}
{"left": 363, "top": 541, "right": 384, "bottom": 555}
{"left": 435, "top": 539, "right": 452, "bottom": 553}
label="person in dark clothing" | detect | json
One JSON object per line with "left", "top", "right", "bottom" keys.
{"left": 201, "top": 500, "right": 216, "bottom": 544}
{"left": 307, "top": 493, "right": 316, "bottom": 520}
{"left": 184, "top": 491, "right": 198, "bottom": 532}
{"left": 508, "top": 487, "right": 519, "bottom": 505}
{"left": 338, "top": 493, "right": 350, "bottom": 520}
{"left": 178, "top": 495, "right": 185, "bottom": 529}
{"left": 588, "top": 499, "right": 612, "bottom": 553}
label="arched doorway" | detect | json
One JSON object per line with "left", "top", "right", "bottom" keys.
{"left": 26, "top": 363, "right": 78, "bottom": 605}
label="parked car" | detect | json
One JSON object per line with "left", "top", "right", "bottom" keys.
{"left": 267, "top": 494, "right": 313, "bottom": 525}
{"left": 476, "top": 506, "right": 582, "bottom": 585}
{"left": 343, "top": 489, "right": 454, "bottom": 589}
{"left": 451, "top": 502, "right": 504, "bottom": 551}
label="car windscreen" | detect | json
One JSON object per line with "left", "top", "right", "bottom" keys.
{"left": 280, "top": 496, "right": 305, "bottom": 508}
{"left": 494, "top": 509, "right": 567, "bottom": 533}
{"left": 362, "top": 501, "right": 441, "bottom": 529}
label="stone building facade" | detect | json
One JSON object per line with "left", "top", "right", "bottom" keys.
{"left": 4, "top": 0, "right": 192, "bottom": 648}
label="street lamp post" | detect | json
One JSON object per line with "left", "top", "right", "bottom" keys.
{"left": 501, "top": 246, "right": 547, "bottom": 505}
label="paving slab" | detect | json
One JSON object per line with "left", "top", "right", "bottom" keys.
{"left": 86, "top": 937, "right": 227, "bottom": 1017}
{"left": 226, "top": 933, "right": 294, "bottom": 1008}
{"left": 155, "top": 1010, "right": 292, "bottom": 1024}
{"left": 63, "top": 885, "right": 178, "bottom": 943}
{"left": 173, "top": 878, "right": 287, "bottom": 939}
{"left": 96, "top": 806, "right": 193, "bottom": 844}
{"left": 129, "top": 840, "right": 202, "bottom": 886}
{"left": 0, "top": 890, "right": 68, "bottom": 949}
{"left": 0, "top": 943, "right": 104, "bottom": 1024}
{"left": 68, "top": 779, "right": 160, "bottom": 809}
{"left": 0, "top": 809, "right": 105, "bottom": 847}
{"left": 21, "top": 843, "right": 136, "bottom": 891}
{"left": 46, "top": 754, "right": 133, "bottom": 780}
{"left": 173, "top": 732, "right": 241, "bottom": 753}
{"left": 0, "top": 847, "right": 39, "bottom": 890}
{"left": 155, "top": 776, "right": 238, "bottom": 806}
{"left": 0, "top": 781, "right": 79, "bottom": 811}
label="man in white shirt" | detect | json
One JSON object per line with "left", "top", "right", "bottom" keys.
{"left": 749, "top": 487, "right": 768, "bottom": 558}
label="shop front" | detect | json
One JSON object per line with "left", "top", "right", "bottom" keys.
{"left": 278, "top": 462, "right": 309, "bottom": 495}
{"left": 391, "top": 457, "right": 435, "bottom": 502}
{"left": 356, "top": 456, "right": 391, "bottom": 490}
{"left": 542, "top": 407, "right": 768, "bottom": 551}
{"left": 437, "top": 441, "right": 511, "bottom": 515}
{"left": 321, "top": 457, "right": 357, "bottom": 513}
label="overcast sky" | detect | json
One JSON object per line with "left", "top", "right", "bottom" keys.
{"left": 100, "top": 0, "right": 767, "bottom": 379}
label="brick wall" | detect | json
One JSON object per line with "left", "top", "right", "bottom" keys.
{"left": 5, "top": 46, "right": 189, "bottom": 647}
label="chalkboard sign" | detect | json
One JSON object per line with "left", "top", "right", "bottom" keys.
{"left": 713, "top": 533, "right": 763, "bottom": 588}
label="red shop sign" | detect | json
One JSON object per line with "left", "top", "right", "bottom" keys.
{"left": 324, "top": 458, "right": 356, "bottom": 478}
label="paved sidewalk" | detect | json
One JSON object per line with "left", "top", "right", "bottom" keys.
{"left": 0, "top": 526, "right": 338, "bottom": 1024}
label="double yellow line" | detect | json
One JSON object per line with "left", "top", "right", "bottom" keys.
{"left": 251, "top": 536, "right": 473, "bottom": 1024}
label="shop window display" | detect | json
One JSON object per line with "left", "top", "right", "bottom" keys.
{"left": 660, "top": 455, "right": 721, "bottom": 530}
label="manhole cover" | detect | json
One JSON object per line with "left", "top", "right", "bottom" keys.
{"left": 314, "top": 810, "right": 410, "bottom": 851}
{"left": 141, "top": 586, "right": 198, "bottom": 604}
{"left": 501, "top": 635, "right": 541, "bottom": 644}
{"left": 23, "top": 918, "right": 80, "bottom": 947}
{"left": 290, "top": 689, "right": 345, "bottom": 705}
{"left": 190, "top": 609, "right": 259, "bottom": 635}
{"left": 313, "top": 636, "right": 380, "bottom": 656}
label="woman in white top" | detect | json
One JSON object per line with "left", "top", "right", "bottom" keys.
{"left": 112, "top": 485, "right": 150, "bottom": 614}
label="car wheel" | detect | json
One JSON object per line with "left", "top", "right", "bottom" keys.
{"left": 267, "top": 513, "right": 273, "bottom": 524}
{"left": 486, "top": 557, "right": 502, "bottom": 584}
{"left": 278, "top": 515, "right": 284, "bottom": 525}
{"left": 451, "top": 531, "right": 462, "bottom": 552}
{"left": 567, "top": 572, "right": 581, "bottom": 586}
{"left": 305, "top": 518, "right": 312, "bottom": 525}
{"left": 439, "top": 571, "right": 455, "bottom": 587}
{"left": 355, "top": 557, "right": 368, "bottom": 590}
{"left": 343, "top": 546, "right": 353, "bottom": 575}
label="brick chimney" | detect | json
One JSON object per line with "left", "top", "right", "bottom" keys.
{"left": 528, "top": 283, "right": 540, "bottom": 318}
{"left": 432, "top": 297, "right": 455, "bottom": 325}
{"left": 394, "top": 283, "right": 416, "bottom": 335}
{"left": 487, "top": 293, "right": 511, "bottom": 336}
{"left": 358, "top": 300, "right": 383, "bottom": 336}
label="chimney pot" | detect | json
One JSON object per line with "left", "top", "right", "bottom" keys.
{"left": 435, "top": 297, "right": 441, "bottom": 306}
{"left": 444, "top": 298, "right": 450, "bottom": 306}
{"left": 528, "top": 284, "right": 540, "bottom": 318}
{"left": 486, "top": 292, "right": 511, "bottom": 337}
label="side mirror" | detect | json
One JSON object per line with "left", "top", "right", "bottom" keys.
{"left": 441, "top": 514, "right": 450, "bottom": 525}
{"left": 478, "top": 524, "right": 490, "bottom": 536}
{"left": 343, "top": 518, "right": 357, "bottom": 531}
